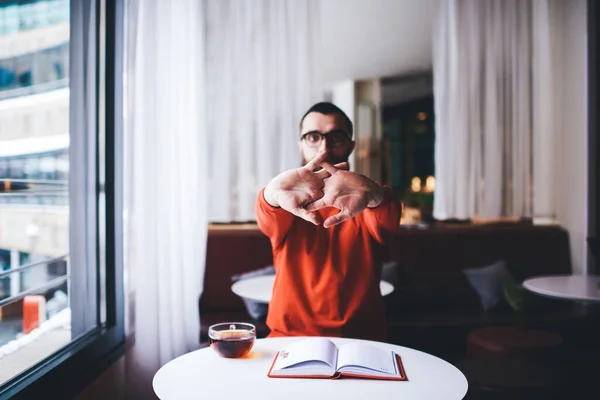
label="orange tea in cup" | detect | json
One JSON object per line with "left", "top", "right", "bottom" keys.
{"left": 209, "top": 323, "right": 256, "bottom": 358}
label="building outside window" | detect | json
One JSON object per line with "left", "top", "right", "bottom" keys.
{"left": 0, "top": 0, "right": 70, "bottom": 386}
{"left": 0, "top": 1, "right": 124, "bottom": 397}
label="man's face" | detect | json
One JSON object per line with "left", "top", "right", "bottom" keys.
{"left": 299, "top": 112, "right": 355, "bottom": 167}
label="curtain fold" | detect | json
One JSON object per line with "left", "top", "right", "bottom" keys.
{"left": 205, "top": 0, "right": 321, "bottom": 222}
{"left": 532, "top": 0, "right": 559, "bottom": 221}
{"left": 69, "top": 0, "right": 98, "bottom": 339}
{"left": 122, "top": 1, "right": 321, "bottom": 395}
{"left": 433, "top": 0, "right": 558, "bottom": 221}
{"left": 123, "top": 0, "right": 208, "bottom": 397}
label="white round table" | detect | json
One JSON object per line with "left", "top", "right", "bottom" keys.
{"left": 523, "top": 274, "right": 600, "bottom": 303}
{"left": 231, "top": 275, "right": 394, "bottom": 303}
{"left": 153, "top": 337, "right": 468, "bottom": 399}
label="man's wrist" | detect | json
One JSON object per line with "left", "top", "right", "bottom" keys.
{"left": 367, "top": 183, "right": 385, "bottom": 208}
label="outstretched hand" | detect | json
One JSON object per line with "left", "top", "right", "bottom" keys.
{"left": 305, "top": 162, "right": 384, "bottom": 228}
{"left": 264, "top": 151, "right": 348, "bottom": 225}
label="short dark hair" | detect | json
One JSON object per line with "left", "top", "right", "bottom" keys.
{"left": 299, "top": 102, "right": 353, "bottom": 137}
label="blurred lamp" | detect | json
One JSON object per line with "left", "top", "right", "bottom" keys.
{"left": 411, "top": 177, "right": 421, "bottom": 192}
{"left": 424, "top": 176, "right": 436, "bottom": 193}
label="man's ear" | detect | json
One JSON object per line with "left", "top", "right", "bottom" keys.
{"left": 349, "top": 140, "right": 356, "bottom": 154}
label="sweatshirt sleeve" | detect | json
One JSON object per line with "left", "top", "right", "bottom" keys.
{"left": 361, "top": 185, "right": 402, "bottom": 244}
{"left": 255, "top": 187, "right": 296, "bottom": 249}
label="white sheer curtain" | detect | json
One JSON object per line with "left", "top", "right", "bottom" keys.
{"left": 121, "top": 1, "right": 320, "bottom": 395}
{"left": 123, "top": 0, "right": 208, "bottom": 397}
{"left": 433, "top": 0, "right": 558, "bottom": 221}
{"left": 205, "top": 0, "right": 321, "bottom": 222}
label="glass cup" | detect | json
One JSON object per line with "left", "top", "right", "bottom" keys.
{"left": 208, "top": 322, "right": 256, "bottom": 358}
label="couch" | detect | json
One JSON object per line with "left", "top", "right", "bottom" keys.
{"left": 199, "top": 224, "right": 596, "bottom": 361}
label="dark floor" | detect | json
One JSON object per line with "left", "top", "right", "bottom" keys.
{"left": 458, "top": 338, "right": 600, "bottom": 399}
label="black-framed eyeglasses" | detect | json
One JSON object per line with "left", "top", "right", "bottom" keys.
{"left": 301, "top": 130, "right": 351, "bottom": 148}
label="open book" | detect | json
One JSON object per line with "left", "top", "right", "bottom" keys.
{"left": 267, "top": 338, "right": 408, "bottom": 381}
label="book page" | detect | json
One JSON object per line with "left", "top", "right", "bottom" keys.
{"left": 273, "top": 337, "right": 338, "bottom": 371}
{"left": 336, "top": 343, "right": 398, "bottom": 376}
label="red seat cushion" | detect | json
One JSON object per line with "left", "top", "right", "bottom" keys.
{"left": 467, "top": 327, "right": 563, "bottom": 358}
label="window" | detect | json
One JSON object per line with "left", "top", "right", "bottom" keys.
{"left": 0, "top": 0, "right": 124, "bottom": 398}
{"left": 382, "top": 95, "right": 436, "bottom": 223}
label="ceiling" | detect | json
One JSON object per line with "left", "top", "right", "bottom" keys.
{"left": 318, "top": 0, "right": 435, "bottom": 87}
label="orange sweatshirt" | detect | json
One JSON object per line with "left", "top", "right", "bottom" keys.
{"left": 255, "top": 186, "right": 401, "bottom": 341}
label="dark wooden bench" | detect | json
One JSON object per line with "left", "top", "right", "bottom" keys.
{"left": 199, "top": 224, "right": 595, "bottom": 360}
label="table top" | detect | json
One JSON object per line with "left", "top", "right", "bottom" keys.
{"left": 153, "top": 337, "right": 468, "bottom": 400}
{"left": 523, "top": 274, "right": 600, "bottom": 303}
{"left": 231, "top": 275, "right": 394, "bottom": 304}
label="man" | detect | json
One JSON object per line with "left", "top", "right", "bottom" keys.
{"left": 255, "top": 102, "right": 401, "bottom": 341}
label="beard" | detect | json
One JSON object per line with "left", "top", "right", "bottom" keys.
{"left": 302, "top": 154, "right": 350, "bottom": 172}
{"left": 303, "top": 151, "right": 351, "bottom": 170}
{"left": 325, "top": 153, "right": 349, "bottom": 165}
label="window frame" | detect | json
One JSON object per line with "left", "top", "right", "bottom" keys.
{"left": 588, "top": 0, "right": 599, "bottom": 275}
{"left": 0, "top": 0, "right": 125, "bottom": 398}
